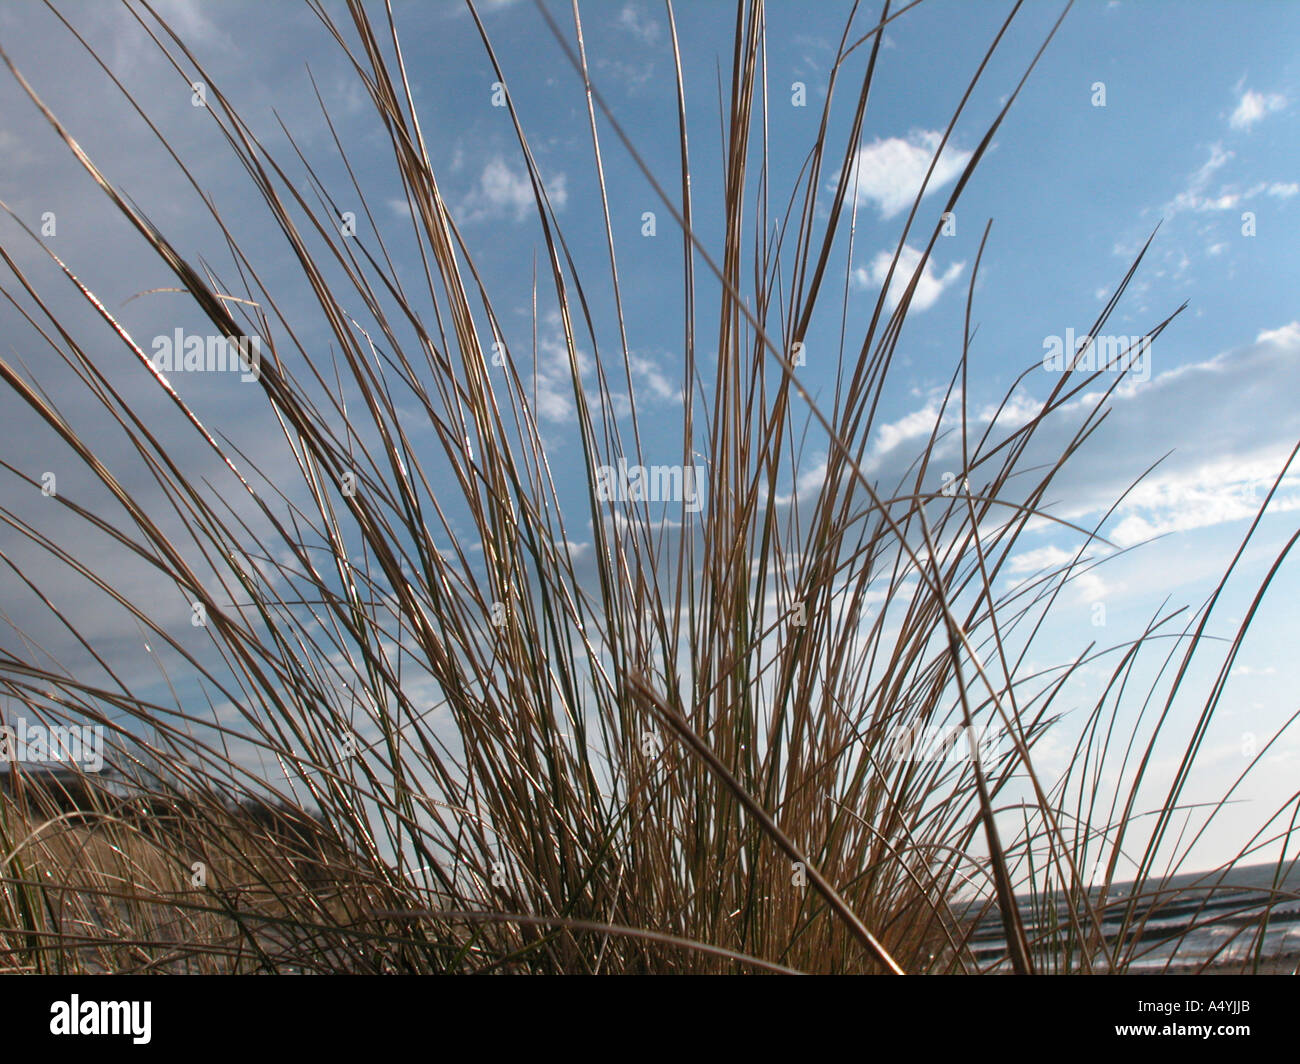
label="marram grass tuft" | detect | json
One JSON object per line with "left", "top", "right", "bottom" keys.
{"left": 0, "top": 0, "right": 1296, "bottom": 975}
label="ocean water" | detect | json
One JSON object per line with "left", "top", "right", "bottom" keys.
{"left": 959, "top": 861, "right": 1300, "bottom": 972}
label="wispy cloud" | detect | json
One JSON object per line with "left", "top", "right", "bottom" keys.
{"left": 1160, "top": 142, "right": 1237, "bottom": 218}
{"left": 447, "top": 0, "right": 522, "bottom": 16}
{"left": 852, "top": 243, "right": 965, "bottom": 312}
{"left": 1230, "top": 86, "right": 1287, "bottom": 131}
{"left": 1005, "top": 545, "right": 1076, "bottom": 576}
{"left": 529, "top": 312, "right": 679, "bottom": 423}
{"left": 459, "top": 157, "right": 567, "bottom": 223}
{"left": 627, "top": 353, "right": 679, "bottom": 402}
{"left": 1141, "top": 141, "right": 1297, "bottom": 253}
{"left": 595, "top": 55, "right": 656, "bottom": 91}
{"left": 864, "top": 322, "right": 1300, "bottom": 547}
{"left": 836, "top": 130, "right": 972, "bottom": 219}
{"left": 149, "top": 0, "right": 229, "bottom": 45}
{"left": 617, "top": 2, "right": 660, "bottom": 45}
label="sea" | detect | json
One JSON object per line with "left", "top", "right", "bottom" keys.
{"left": 960, "top": 861, "right": 1300, "bottom": 972}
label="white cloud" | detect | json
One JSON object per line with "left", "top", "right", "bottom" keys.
{"left": 148, "top": 0, "right": 228, "bottom": 44}
{"left": 1189, "top": 144, "right": 1232, "bottom": 190}
{"left": 852, "top": 243, "right": 965, "bottom": 313}
{"left": 1230, "top": 88, "right": 1287, "bottom": 131}
{"left": 595, "top": 56, "right": 656, "bottom": 91}
{"left": 1147, "top": 159, "right": 1296, "bottom": 241}
{"left": 1006, "top": 545, "right": 1075, "bottom": 575}
{"left": 1257, "top": 320, "right": 1300, "bottom": 347}
{"left": 528, "top": 311, "right": 679, "bottom": 423}
{"left": 531, "top": 318, "right": 590, "bottom": 422}
{"left": 618, "top": 3, "right": 660, "bottom": 44}
{"left": 1231, "top": 664, "right": 1277, "bottom": 677}
{"left": 1162, "top": 143, "right": 1235, "bottom": 218}
{"left": 974, "top": 391, "right": 1046, "bottom": 430}
{"left": 448, "top": 0, "right": 522, "bottom": 14}
{"left": 627, "top": 353, "right": 679, "bottom": 401}
{"left": 861, "top": 322, "right": 1300, "bottom": 550}
{"left": 869, "top": 397, "right": 947, "bottom": 457}
{"left": 1070, "top": 568, "right": 1118, "bottom": 605}
{"left": 1107, "top": 458, "right": 1300, "bottom": 548}
{"left": 837, "top": 130, "right": 972, "bottom": 219}
{"left": 459, "top": 157, "right": 567, "bottom": 223}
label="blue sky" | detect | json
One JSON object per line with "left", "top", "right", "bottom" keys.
{"left": 0, "top": 0, "right": 1298, "bottom": 876}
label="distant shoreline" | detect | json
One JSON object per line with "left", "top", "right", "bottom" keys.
{"left": 1158, "top": 951, "right": 1299, "bottom": 975}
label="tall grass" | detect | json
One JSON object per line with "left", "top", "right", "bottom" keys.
{"left": 0, "top": 0, "right": 1296, "bottom": 974}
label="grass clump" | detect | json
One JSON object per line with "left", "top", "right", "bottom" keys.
{"left": 0, "top": 0, "right": 1296, "bottom": 974}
